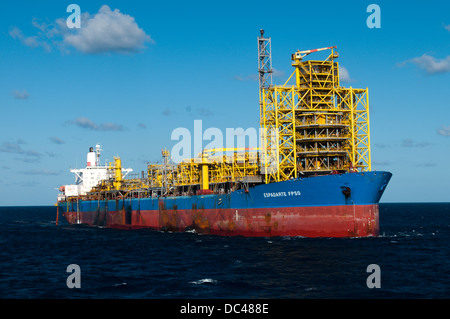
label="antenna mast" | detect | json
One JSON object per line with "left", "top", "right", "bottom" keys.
{"left": 257, "top": 29, "right": 273, "bottom": 118}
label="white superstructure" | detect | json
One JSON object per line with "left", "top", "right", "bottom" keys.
{"left": 58, "top": 144, "right": 132, "bottom": 199}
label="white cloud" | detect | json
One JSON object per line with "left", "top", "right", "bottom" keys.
{"left": 162, "top": 108, "right": 174, "bottom": 116}
{"left": 50, "top": 136, "right": 65, "bottom": 144}
{"left": 185, "top": 106, "right": 214, "bottom": 117}
{"left": 233, "top": 74, "right": 258, "bottom": 82}
{"left": 444, "top": 24, "right": 450, "bottom": 32}
{"left": 403, "top": 54, "right": 450, "bottom": 74}
{"left": 12, "top": 89, "right": 29, "bottom": 100}
{"left": 0, "top": 140, "right": 43, "bottom": 163}
{"left": 20, "top": 169, "right": 61, "bottom": 176}
{"left": 438, "top": 126, "right": 450, "bottom": 136}
{"left": 339, "top": 66, "right": 351, "bottom": 83}
{"left": 0, "top": 141, "right": 41, "bottom": 156}
{"left": 196, "top": 107, "right": 214, "bottom": 117}
{"left": 401, "top": 138, "right": 433, "bottom": 147}
{"left": 415, "top": 162, "right": 437, "bottom": 167}
{"left": 9, "top": 26, "right": 51, "bottom": 51}
{"left": 9, "top": 5, "right": 153, "bottom": 55}
{"left": 63, "top": 5, "right": 153, "bottom": 54}
{"left": 68, "top": 117, "right": 125, "bottom": 131}
{"left": 272, "top": 68, "right": 285, "bottom": 78}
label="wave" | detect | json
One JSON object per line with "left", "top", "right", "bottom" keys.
{"left": 189, "top": 278, "right": 217, "bottom": 285}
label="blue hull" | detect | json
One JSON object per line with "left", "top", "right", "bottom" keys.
{"left": 59, "top": 171, "right": 392, "bottom": 237}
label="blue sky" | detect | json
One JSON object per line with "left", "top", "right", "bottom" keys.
{"left": 1, "top": 0, "right": 449, "bottom": 205}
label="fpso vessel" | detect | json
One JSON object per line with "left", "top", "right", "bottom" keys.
{"left": 56, "top": 31, "right": 392, "bottom": 237}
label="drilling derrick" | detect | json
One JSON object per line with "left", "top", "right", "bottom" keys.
{"left": 260, "top": 33, "right": 371, "bottom": 183}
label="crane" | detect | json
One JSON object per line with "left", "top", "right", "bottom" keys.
{"left": 291, "top": 46, "right": 337, "bottom": 61}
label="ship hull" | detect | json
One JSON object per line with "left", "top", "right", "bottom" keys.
{"left": 58, "top": 171, "right": 392, "bottom": 237}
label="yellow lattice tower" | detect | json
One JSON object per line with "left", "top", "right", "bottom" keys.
{"left": 261, "top": 87, "right": 297, "bottom": 183}
{"left": 260, "top": 39, "right": 371, "bottom": 183}
{"left": 335, "top": 87, "right": 371, "bottom": 171}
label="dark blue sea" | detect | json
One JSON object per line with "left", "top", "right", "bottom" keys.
{"left": 0, "top": 203, "right": 449, "bottom": 303}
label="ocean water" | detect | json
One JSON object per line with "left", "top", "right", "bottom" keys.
{"left": 0, "top": 203, "right": 449, "bottom": 300}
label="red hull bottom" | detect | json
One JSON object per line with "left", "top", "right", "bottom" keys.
{"left": 63, "top": 204, "right": 379, "bottom": 237}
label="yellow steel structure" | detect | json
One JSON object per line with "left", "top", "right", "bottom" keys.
{"left": 87, "top": 32, "right": 372, "bottom": 196}
{"left": 260, "top": 45, "right": 371, "bottom": 183}
{"left": 203, "top": 148, "right": 260, "bottom": 184}
{"left": 89, "top": 156, "right": 153, "bottom": 195}
{"left": 173, "top": 159, "right": 200, "bottom": 187}
{"left": 113, "top": 156, "right": 122, "bottom": 190}
{"left": 144, "top": 148, "right": 261, "bottom": 192}
{"left": 200, "top": 152, "right": 210, "bottom": 190}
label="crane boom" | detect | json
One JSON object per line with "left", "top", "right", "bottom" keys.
{"left": 297, "top": 46, "right": 336, "bottom": 55}
{"left": 292, "top": 45, "right": 337, "bottom": 60}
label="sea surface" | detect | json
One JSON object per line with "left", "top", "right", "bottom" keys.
{"left": 0, "top": 203, "right": 449, "bottom": 299}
